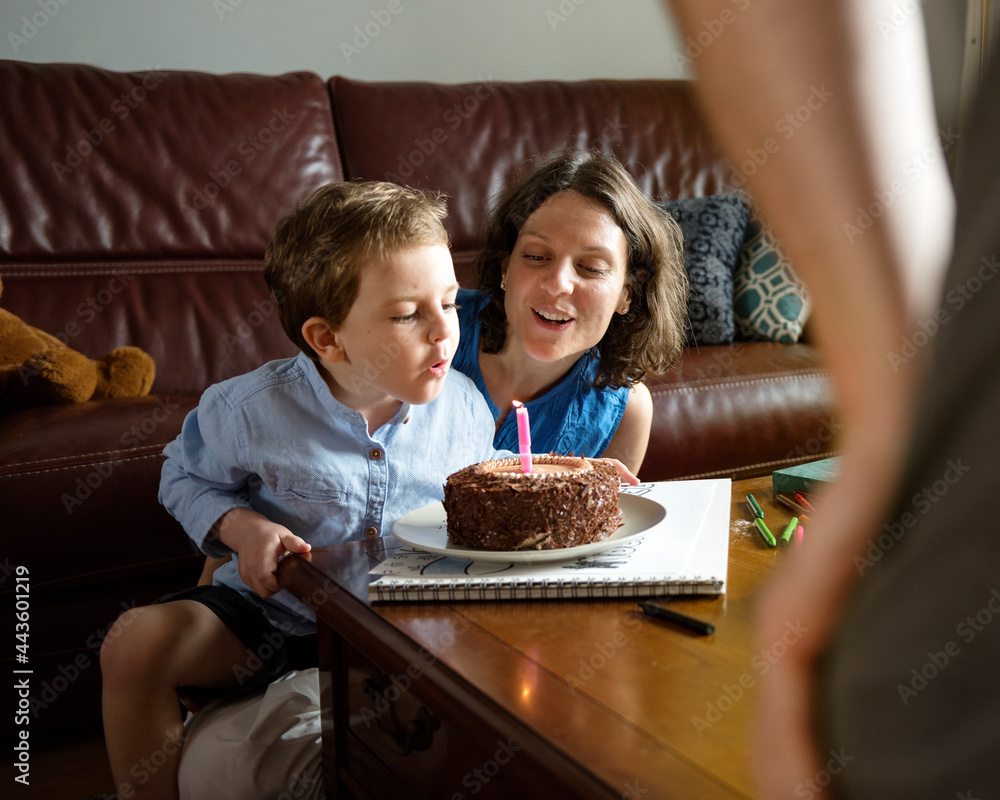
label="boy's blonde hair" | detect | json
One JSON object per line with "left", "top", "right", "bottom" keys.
{"left": 265, "top": 181, "right": 450, "bottom": 359}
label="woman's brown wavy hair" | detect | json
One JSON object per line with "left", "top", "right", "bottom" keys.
{"left": 474, "top": 148, "right": 688, "bottom": 389}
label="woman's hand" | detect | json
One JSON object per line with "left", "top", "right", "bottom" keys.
{"left": 592, "top": 457, "right": 640, "bottom": 486}
{"left": 213, "top": 507, "right": 312, "bottom": 597}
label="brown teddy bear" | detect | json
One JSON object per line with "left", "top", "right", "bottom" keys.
{"left": 0, "top": 276, "right": 156, "bottom": 413}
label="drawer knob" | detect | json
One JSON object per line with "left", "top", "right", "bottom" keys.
{"left": 362, "top": 668, "right": 439, "bottom": 756}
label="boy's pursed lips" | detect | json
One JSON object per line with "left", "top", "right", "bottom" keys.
{"left": 427, "top": 355, "right": 450, "bottom": 377}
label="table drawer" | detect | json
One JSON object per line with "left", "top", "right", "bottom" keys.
{"left": 340, "top": 640, "right": 566, "bottom": 800}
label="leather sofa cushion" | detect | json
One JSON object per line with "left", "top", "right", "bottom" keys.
{"left": 329, "top": 76, "right": 734, "bottom": 283}
{"left": 644, "top": 343, "right": 836, "bottom": 482}
{"left": 0, "top": 61, "right": 338, "bottom": 394}
{"left": 0, "top": 61, "right": 343, "bottom": 261}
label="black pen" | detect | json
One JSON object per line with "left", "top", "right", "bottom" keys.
{"left": 639, "top": 601, "right": 715, "bottom": 635}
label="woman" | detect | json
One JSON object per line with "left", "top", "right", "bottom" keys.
{"left": 453, "top": 148, "right": 688, "bottom": 474}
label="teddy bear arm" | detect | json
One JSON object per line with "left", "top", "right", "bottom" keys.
{"left": 9, "top": 347, "right": 99, "bottom": 408}
{"left": 92, "top": 346, "right": 156, "bottom": 399}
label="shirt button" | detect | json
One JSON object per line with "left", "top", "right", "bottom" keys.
{"left": 365, "top": 527, "right": 379, "bottom": 539}
{"left": 370, "top": 448, "right": 382, "bottom": 460}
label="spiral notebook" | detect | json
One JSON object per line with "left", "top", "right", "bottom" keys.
{"left": 368, "top": 478, "right": 731, "bottom": 603}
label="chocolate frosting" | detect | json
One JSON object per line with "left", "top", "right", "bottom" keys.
{"left": 443, "top": 455, "right": 622, "bottom": 551}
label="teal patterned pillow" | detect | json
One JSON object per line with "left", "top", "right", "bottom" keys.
{"left": 734, "top": 216, "right": 810, "bottom": 343}
{"left": 657, "top": 194, "right": 752, "bottom": 346}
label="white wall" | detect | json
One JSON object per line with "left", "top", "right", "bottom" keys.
{"left": 1, "top": 0, "right": 688, "bottom": 82}
{"left": 0, "top": 0, "right": 968, "bottom": 136}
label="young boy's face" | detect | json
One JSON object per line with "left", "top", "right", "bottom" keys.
{"left": 322, "top": 243, "right": 460, "bottom": 410}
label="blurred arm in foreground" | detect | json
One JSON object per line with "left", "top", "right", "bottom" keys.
{"left": 665, "top": 0, "right": 954, "bottom": 796}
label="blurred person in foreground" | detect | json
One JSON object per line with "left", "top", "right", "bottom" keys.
{"left": 668, "top": 0, "right": 999, "bottom": 796}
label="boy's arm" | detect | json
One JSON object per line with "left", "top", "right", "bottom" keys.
{"left": 159, "top": 451, "right": 249, "bottom": 558}
{"left": 159, "top": 393, "right": 254, "bottom": 558}
{"left": 160, "top": 394, "right": 311, "bottom": 597}
{"left": 212, "top": 507, "right": 310, "bottom": 598}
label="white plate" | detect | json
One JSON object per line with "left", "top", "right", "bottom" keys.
{"left": 391, "top": 494, "right": 667, "bottom": 564}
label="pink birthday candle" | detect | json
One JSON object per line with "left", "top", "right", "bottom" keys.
{"left": 512, "top": 400, "right": 533, "bottom": 473}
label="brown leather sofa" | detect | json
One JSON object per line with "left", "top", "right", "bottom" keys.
{"left": 0, "top": 60, "right": 835, "bottom": 742}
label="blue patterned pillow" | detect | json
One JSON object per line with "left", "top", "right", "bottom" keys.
{"left": 734, "top": 215, "right": 811, "bottom": 343}
{"left": 657, "top": 194, "right": 752, "bottom": 345}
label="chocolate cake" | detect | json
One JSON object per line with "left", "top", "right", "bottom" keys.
{"left": 443, "top": 455, "right": 622, "bottom": 551}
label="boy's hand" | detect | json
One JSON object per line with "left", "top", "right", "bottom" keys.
{"left": 592, "top": 457, "right": 640, "bottom": 486}
{"left": 213, "top": 508, "right": 311, "bottom": 598}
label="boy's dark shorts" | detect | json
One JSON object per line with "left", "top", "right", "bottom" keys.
{"left": 158, "top": 584, "right": 317, "bottom": 704}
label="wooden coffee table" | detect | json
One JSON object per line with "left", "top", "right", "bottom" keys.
{"left": 277, "top": 475, "right": 792, "bottom": 799}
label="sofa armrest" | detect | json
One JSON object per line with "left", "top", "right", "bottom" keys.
{"left": 642, "top": 342, "right": 838, "bottom": 482}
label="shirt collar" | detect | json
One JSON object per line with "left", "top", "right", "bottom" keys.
{"left": 296, "top": 351, "right": 412, "bottom": 431}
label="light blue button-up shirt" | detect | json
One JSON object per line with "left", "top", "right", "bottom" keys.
{"left": 160, "top": 351, "right": 503, "bottom": 634}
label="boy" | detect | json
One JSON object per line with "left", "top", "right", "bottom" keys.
{"left": 100, "top": 182, "right": 505, "bottom": 800}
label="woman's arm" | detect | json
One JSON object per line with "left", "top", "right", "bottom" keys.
{"left": 665, "top": 0, "right": 954, "bottom": 796}
{"left": 602, "top": 382, "right": 652, "bottom": 475}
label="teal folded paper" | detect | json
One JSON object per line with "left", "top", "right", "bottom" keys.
{"left": 772, "top": 456, "right": 841, "bottom": 493}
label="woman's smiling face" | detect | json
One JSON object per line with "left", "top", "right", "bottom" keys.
{"left": 502, "top": 190, "right": 631, "bottom": 369}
